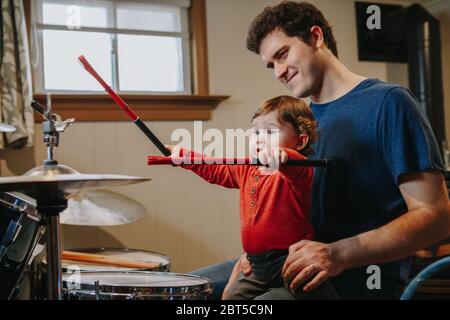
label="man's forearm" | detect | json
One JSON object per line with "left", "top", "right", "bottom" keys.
{"left": 331, "top": 207, "right": 450, "bottom": 271}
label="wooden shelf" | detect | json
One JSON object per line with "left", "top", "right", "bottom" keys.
{"left": 33, "top": 94, "right": 230, "bottom": 122}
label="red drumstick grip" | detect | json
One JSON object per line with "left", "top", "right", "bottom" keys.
{"left": 147, "top": 156, "right": 333, "bottom": 167}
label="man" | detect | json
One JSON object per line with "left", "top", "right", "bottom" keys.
{"left": 191, "top": 1, "right": 450, "bottom": 299}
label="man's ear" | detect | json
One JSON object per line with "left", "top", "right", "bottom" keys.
{"left": 310, "top": 26, "right": 324, "bottom": 49}
{"left": 296, "top": 134, "right": 309, "bottom": 151}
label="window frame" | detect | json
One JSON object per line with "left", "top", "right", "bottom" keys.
{"left": 32, "top": 0, "right": 192, "bottom": 95}
{"left": 24, "top": 0, "right": 229, "bottom": 121}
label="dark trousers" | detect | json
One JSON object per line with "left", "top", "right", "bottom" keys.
{"left": 224, "top": 250, "right": 339, "bottom": 300}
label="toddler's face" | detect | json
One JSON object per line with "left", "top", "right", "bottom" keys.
{"left": 250, "top": 110, "right": 304, "bottom": 154}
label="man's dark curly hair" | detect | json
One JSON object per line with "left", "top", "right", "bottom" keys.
{"left": 246, "top": 1, "right": 338, "bottom": 58}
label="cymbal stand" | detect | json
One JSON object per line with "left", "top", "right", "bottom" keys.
{"left": 30, "top": 94, "right": 75, "bottom": 300}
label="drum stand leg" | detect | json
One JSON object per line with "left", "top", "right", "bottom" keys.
{"left": 39, "top": 200, "right": 67, "bottom": 300}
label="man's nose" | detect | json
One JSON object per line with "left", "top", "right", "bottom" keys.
{"left": 274, "top": 63, "right": 288, "bottom": 82}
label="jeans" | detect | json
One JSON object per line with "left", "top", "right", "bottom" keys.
{"left": 188, "top": 259, "right": 237, "bottom": 300}
{"left": 225, "top": 250, "right": 338, "bottom": 300}
{"left": 188, "top": 254, "right": 338, "bottom": 300}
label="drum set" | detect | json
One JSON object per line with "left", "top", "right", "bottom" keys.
{"left": 0, "top": 97, "right": 213, "bottom": 300}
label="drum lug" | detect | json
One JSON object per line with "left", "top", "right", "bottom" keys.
{"left": 193, "top": 287, "right": 201, "bottom": 297}
{"left": 19, "top": 202, "right": 27, "bottom": 212}
{"left": 131, "top": 288, "right": 140, "bottom": 300}
{"left": 94, "top": 280, "right": 101, "bottom": 300}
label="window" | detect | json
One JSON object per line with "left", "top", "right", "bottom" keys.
{"left": 25, "top": 0, "right": 229, "bottom": 121}
{"left": 32, "top": 0, "right": 192, "bottom": 94}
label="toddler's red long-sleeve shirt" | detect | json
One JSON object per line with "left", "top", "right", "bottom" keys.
{"left": 181, "top": 148, "right": 314, "bottom": 255}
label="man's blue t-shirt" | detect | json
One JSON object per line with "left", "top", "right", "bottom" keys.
{"left": 309, "top": 78, "right": 444, "bottom": 299}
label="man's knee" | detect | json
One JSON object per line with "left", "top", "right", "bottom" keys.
{"left": 291, "top": 280, "right": 339, "bottom": 300}
{"left": 254, "top": 287, "right": 295, "bottom": 300}
{"left": 222, "top": 281, "right": 249, "bottom": 300}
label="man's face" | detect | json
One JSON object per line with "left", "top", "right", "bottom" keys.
{"left": 259, "top": 29, "right": 322, "bottom": 98}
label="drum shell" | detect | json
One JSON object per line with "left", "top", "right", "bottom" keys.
{"left": 62, "top": 271, "right": 213, "bottom": 300}
{"left": 33, "top": 247, "right": 171, "bottom": 299}
{"left": 0, "top": 192, "right": 43, "bottom": 300}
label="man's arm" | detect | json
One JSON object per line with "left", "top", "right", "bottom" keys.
{"left": 334, "top": 170, "right": 450, "bottom": 268}
{"left": 282, "top": 170, "right": 450, "bottom": 292}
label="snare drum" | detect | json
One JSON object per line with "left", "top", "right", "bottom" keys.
{"left": 0, "top": 192, "right": 44, "bottom": 300}
{"left": 33, "top": 248, "right": 170, "bottom": 299}
{"left": 62, "top": 271, "right": 213, "bottom": 300}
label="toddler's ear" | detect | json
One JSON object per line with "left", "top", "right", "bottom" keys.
{"left": 296, "top": 134, "right": 309, "bottom": 151}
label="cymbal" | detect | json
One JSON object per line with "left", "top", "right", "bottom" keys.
{"left": 60, "top": 189, "right": 147, "bottom": 226}
{"left": 0, "top": 123, "right": 16, "bottom": 132}
{"left": 0, "top": 164, "right": 151, "bottom": 199}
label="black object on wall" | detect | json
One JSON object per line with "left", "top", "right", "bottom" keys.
{"left": 355, "top": 2, "right": 446, "bottom": 156}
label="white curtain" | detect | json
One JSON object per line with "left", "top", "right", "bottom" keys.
{"left": 0, "top": 0, "right": 34, "bottom": 149}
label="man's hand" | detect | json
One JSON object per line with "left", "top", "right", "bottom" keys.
{"left": 282, "top": 240, "right": 346, "bottom": 292}
{"left": 222, "top": 254, "right": 252, "bottom": 299}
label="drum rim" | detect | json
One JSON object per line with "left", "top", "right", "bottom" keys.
{"left": 62, "top": 271, "right": 213, "bottom": 296}
{"left": 0, "top": 191, "right": 39, "bottom": 220}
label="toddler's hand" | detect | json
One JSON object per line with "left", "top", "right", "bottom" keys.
{"left": 164, "top": 144, "right": 185, "bottom": 165}
{"left": 257, "top": 147, "right": 288, "bottom": 174}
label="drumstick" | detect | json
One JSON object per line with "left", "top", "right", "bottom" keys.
{"left": 62, "top": 250, "right": 161, "bottom": 270}
{"left": 77, "top": 55, "right": 171, "bottom": 157}
{"left": 77, "top": 55, "right": 333, "bottom": 168}
{"left": 148, "top": 155, "right": 332, "bottom": 168}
